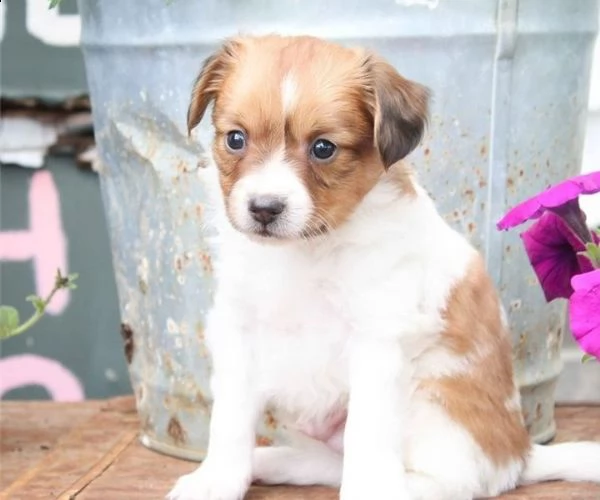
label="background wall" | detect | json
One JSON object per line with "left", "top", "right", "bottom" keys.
{"left": 1, "top": 0, "right": 599, "bottom": 402}
{"left": 0, "top": 0, "right": 129, "bottom": 401}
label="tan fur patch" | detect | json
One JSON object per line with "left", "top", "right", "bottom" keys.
{"left": 420, "top": 256, "right": 530, "bottom": 466}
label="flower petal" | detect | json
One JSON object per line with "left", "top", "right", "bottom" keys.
{"left": 497, "top": 170, "right": 600, "bottom": 230}
{"left": 520, "top": 213, "right": 589, "bottom": 301}
{"left": 569, "top": 270, "right": 600, "bottom": 359}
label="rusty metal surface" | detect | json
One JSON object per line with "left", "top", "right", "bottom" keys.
{"left": 77, "top": 0, "right": 599, "bottom": 457}
{"left": 1, "top": 398, "right": 600, "bottom": 499}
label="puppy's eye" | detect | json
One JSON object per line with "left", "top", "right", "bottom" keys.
{"left": 226, "top": 130, "right": 246, "bottom": 152}
{"left": 311, "top": 139, "right": 337, "bottom": 161}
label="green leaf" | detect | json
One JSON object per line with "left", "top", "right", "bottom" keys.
{"left": 26, "top": 295, "right": 46, "bottom": 314}
{"left": 582, "top": 353, "right": 597, "bottom": 363}
{"left": 0, "top": 306, "right": 20, "bottom": 338}
{"left": 48, "top": 0, "right": 62, "bottom": 8}
{"left": 585, "top": 242, "right": 600, "bottom": 267}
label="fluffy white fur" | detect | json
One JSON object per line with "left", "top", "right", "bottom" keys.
{"left": 166, "top": 152, "right": 600, "bottom": 500}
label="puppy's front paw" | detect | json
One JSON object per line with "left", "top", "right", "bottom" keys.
{"left": 166, "top": 461, "right": 250, "bottom": 500}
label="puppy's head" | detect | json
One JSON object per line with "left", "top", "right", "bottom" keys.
{"left": 188, "top": 35, "right": 429, "bottom": 242}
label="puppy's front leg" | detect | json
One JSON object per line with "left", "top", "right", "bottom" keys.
{"left": 167, "top": 313, "right": 259, "bottom": 500}
{"left": 341, "top": 336, "right": 411, "bottom": 500}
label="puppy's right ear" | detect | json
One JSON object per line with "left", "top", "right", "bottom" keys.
{"left": 187, "top": 39, "right": 240, "bottom": 135}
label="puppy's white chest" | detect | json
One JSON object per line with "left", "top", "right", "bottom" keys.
{"left": 217, "top": 244, "right": 351, "bottom": 425}
{"left": 251, "top": 275, "right": 350, "bottom": 423}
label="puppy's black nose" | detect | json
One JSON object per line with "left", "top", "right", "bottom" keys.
{"left": 249, "top": 196, "right": 286, "bottom": 225}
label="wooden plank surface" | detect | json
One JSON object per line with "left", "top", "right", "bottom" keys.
{"left": 0, "top": 400, "right": 103, "bottom": 491}
{"left": 1, "top": 398, "right": 599, "bottom": 499}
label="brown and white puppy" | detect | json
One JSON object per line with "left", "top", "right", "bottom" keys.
{"left": 167, "top": 35, "right": 600, "bottom": 500}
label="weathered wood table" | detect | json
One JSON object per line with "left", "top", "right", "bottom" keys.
{"left": 1, "top": 397, "right": 599, "bottom": 499}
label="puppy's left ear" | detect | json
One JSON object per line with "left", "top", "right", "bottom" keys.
{"left": 187, "top": 38, "right": 241, "bottom": 135}
{"left": 364, "top": 55, "right": 430, "bottom": 168}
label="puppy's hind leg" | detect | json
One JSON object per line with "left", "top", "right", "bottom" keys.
{"left": 252, "top": 440, "right": 343, "bottom": 487}
{"left": 405, "top": 472, "right": 473, "bottom": 500}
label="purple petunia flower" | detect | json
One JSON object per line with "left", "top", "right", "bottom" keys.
{"left": 521, "top": 212, "right": 596, "bottom": 301}
{"left": 497, "top": 171, "right": 600, "bottom": 231}
{"left": 569, "top": 270, "right": 600, "bottom": 359}
{"left": 497, "top": 171, "right": 600, "bottom": 302}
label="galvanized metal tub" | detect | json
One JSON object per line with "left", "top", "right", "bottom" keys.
{"left": 78, "top": 0, "right": 599, "bottom": 458}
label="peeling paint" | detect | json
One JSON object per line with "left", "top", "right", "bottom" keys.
{"left": 0, "top": 97, "right": 95, "bottom": 169}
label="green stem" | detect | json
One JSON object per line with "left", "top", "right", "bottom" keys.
{"left": 3, "top": 287, "right": 59, "bottom": 339}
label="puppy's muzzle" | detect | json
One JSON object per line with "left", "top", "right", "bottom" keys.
{"left": 248, "top": 195, "right": 287, "bottom": 226}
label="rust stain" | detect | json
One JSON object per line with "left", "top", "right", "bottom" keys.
{"left": 264, "top": 410, "right": 278, "bottom": 430}
{"left": 535, "top": 402, "right": 543, "bottom": 422}
{"left": 164, "top": 394, "right": 200, "bottom": 412}
{"left": 198, "top": 252, "right": 213, "bottom": 273}
{"left": 480, "top": 143, "right": 487, "bottom": 157}
{"left": 120, "top": 323, "right": 135, "bottom": 364}
{"left": 163, "top": 353, "right": 175, "bottom": 375}
{"left": 195, "top": 390, "right": 209, "bottom": 410}
{"left": 195, "top": 322, "right": 205, "bottom": 340}
{"left": 146, "top": 140, "right": 158, "bottom": 161}
{"left": 167, "top": 416, "right": 187, "bottom": 445}
{"left": 513, "top": 332, "right": 527, "bottom": 361}
{"left": 176, "top": 159, "right": 188, "bottom": 174}
{"left": 136, "top": 384, "right": 145, "bottom": 402}
{"left": 467, "top": 222, "right": 476, "bottom": 234}
{"left": 507, "top": 178, "right": 514, "bottom": 187}
{"left": 195, "top": 204, "right": 204, "bottom": 219}
{"left": 424, "top": 147, "right": 431, "bottom": 156}
{"left": 256, "top": 435, "right": 273, "bottom": 447}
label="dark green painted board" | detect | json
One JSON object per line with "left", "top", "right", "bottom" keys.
{"left": 0, "top": 160, "right": 131, "bottom": 400}
{"left": 1, "top": 0, "right": 87, "bottom": 99}
{"left": 1, "top": 0, "right": 132, "bottom": 400}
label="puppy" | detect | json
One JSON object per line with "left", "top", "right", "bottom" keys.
{"left": 167, "top": 35, "right": 600, "bottom": 500}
